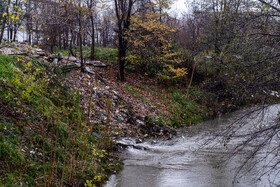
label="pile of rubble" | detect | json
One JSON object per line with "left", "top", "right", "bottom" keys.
{"left": 65, "top": 69, "right": 176, "bottom": 140}
{"left": 0, "top": 42, "right": 46, "bottom": 56}
{"left": 0, "top": 42, "right": 176, "bottom": 139}
{"left": 0, "top": 42, "right": 109, "bottom": 69}
{"left": 0, "top": 42, "right": 78, "bottom": 65}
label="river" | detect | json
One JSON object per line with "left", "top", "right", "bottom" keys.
{"left": 107, "top": 105, "right": 280, "bottom": 187}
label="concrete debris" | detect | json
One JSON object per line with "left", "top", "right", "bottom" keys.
{"left": 86, "top": 60, "right": 107, "bottom": 67}
{"left": 85, "top": 67, "right": 95, "bottom": 75}
{"left": 69, "top": 56, "right": 77, "bottom": 62}
{"left": 0, "top": 48, "right": 17, "bottom": 55}
{"left": 64, "top": 65, "right": 177, "bottom": 140}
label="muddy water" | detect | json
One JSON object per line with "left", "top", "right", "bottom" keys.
{"left": 107, "top": 105, "right": 280, "bottom": 187}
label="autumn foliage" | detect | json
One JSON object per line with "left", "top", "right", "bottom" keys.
{"left": 127, "top": 3, "right": 187, "bottom": 81}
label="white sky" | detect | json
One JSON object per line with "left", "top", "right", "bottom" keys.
{"left": 170, "top": 0, "right": 189, "bottom": 17}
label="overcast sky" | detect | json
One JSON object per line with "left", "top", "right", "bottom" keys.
{"left": 170, "top": 0, "right": 189, "bottom": 17}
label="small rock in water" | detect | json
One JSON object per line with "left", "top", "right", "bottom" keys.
{"left": 151, "top": 140, "right": 157, "bottom": 145}
{"left": 136, "top": 139, "right": 143, "bottom": 144}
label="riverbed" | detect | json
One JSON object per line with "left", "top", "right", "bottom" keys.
{"left": 107, "top": 105, "right": 280, "bottom": 187}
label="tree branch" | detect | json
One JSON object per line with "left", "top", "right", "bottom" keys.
{"left": 258, "top": 0, "right": 280, "bottom": 13}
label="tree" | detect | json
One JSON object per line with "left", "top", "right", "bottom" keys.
{"left": 114, "top": 0, "right": 135, "bottom": 81}
{"left": 127, "top": 1, "right": 187, "bottom": 81}
{"left": 188, "top": 0, "right": 280, "bottom": 183}
{"left": 0, "top": 0, "right": 11, "bottom": 43}
{"left": 86, "top": 0, "right": 96, "bottom": 60}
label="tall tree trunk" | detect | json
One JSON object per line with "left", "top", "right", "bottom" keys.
{"left": 90, "top": 14, "right": 95, "bottom": 60}
{"left": 35, "top": 23, "right": 39, "bottom": 45}
{"left": 59, "top": 33, "right": 62, "bottom": 49}
{"left": 118, "top": 29, "right": 125, "bottom": 81}
{"left": 69, "top": 29, "right": 75, "bottom": 56}
{"left": 64, "top": 28, "right": 68, "bottom": 49}
{"left": 78, "top": 9, "right": 85, "bottom": 72}
{"left": 13, "top": 29, "right": 17, "bottom": 42}
{"left": 27, "top": 0, "right": 31, "bottom": 45}
{"left": 96, "top": 26, "right": 99, "bottom": 45}
{"left": 114, "top": 0, "right": 133, "bottom": 81}
{"left": 9, "top": 27, "right": 12, "bottom": 41}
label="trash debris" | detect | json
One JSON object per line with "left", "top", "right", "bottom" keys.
{"left": 85, "top": 66, "right": 95, "bottom": 75}
{"left": 97, "top": 100, "right": 104, "bottom": 109}
{"left": 60, "top": 46, "right": 177, "bottom": 140}
{"left": 92, "top": 132, "right": 102, "bottom": 139}
{"left": 30, "top": 150, "right": 35, "bottom": 154}
{"left": 86, "top": 60, "right": 107, "bottom": 67}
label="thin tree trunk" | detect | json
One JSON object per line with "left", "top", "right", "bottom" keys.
{"left": 78, "top": 9, "right": 85, "bottom": 72}
{"left": 186, "top": 62, "right": 196, "bottom": 99}
{"left": 118, "top": 29, "right": 125, "bottom": 81}
{"left": 9, "top": 28, "right": 12, "bottom": 41}
{"left": 90, "top": 14, "right": 95, "bottom": 60}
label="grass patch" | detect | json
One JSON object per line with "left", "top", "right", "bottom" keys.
{"left": 0, "top": 136, "right": 26, "bottom": 170}
{"left": 55, "top": 46, "right": 118, "bottom": 61}
{"left": 159, "top": 88, "right": 207, "bottom": 127}
{"left": 124, "top": 85, "right": 149, "bottom": 104}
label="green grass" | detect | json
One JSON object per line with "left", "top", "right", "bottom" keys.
{"left": 124, "top": 85, "right": 207, "bottom": 127}
{"left": 124, "top": 85, "right": 149, "bottom": 104}
{"left": 55, "top": 46, "right": 118, "bottom": 61}
{"left": 159, "top": 88, "right": 207, "bottom": 127}
{"left": 0, "top": 134, "right": 26, "bottom": 169}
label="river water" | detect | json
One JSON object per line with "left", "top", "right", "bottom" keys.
{"left": 107, "top": 105, "right": 280, "bottom": 187}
